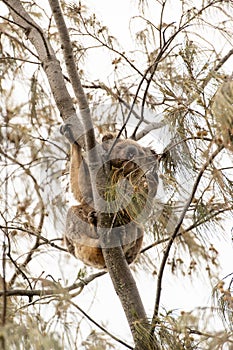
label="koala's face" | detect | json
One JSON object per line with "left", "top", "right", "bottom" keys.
{"left": 102, "top": 133, "right": 158, "bottom": 175}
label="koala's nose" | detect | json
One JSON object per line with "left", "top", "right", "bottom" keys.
{"left": 126, "top": 146, "right": 138, "bottom": 159}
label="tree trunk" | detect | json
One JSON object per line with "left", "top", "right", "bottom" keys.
{"left": 4, "top": 1, "right": 160, "bottom": 348}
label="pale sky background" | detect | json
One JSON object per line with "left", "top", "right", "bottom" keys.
{"left": 1, "top": 0, "right": 233, "bottom": 349}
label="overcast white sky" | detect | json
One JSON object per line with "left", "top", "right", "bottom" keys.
{"left": 1, "top": 1, "right": 232, "bottom": 348}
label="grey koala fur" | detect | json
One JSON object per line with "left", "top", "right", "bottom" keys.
{"left": 64, "top": 130, "right": 158, "bottom": 269}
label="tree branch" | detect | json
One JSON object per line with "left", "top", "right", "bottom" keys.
{"left": 2, "top": 0, "right": 86, "bottom": 144}
{"left": 0, "top": 271, "right": 105, "bottom": 298}
{"left": 37, "top": 2, "right": 158, "bottom": 348}
{"left": 150, "top": 145, "right": 224, "bottom": 336}
{"left": 101, "top": 240, "right": 148, "bottom": 348}
{"left": 48, "top": 0, "right": 96, "bottom": 152}
{"left": 70, "top": 300, "right": 133, "bottom": 350}
{"left": 0, "top": 148, "right": 45, "bottom": 287}
{"left": 0, "top": 225, "right": 66, "bottom": 252}
{"left": 134, "top": 121, "right": 167, "bottom": 141}
{"left": 202, "top": 48, "right": 233, "bottom": 89}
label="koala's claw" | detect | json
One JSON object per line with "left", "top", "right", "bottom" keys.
{"left": 87, "top": 210, "right": 97, "bottom": 226}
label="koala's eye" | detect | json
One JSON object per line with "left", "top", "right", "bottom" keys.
{"left": 138, "top": 150, "right": 145, "bottom": 156}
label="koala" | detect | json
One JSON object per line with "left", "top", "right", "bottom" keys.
{"left": 63, "top": 128, "right": 158, "bottom": 268}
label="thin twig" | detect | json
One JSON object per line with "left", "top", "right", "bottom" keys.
{"left": 0, "top": 151, "right": 45, "bottom": 288}
{"left": 70, "top": 300, "right": 134, "bottom": 349}
{"left": 0, "top": 271, "right": 106, "bottom": 297}
{"left": 0, "top": 225, "right": 66, "bottom": 252}
{"left": 150, "top": 145, "right": 224, "bottom": 336}
{"left": 141, "top": 204, "right": 231, "bottom": 255}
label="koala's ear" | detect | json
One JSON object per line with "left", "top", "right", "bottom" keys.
{"left": 102, "top": 133, "right": 114, "bottom": 142}
{"left": 150, "top": 149, "right": 158, "bottom": 158}
{"left": 143, "top": 147, "right": 158, "bottom": 158}
{"left": 102, "top": 133, "right": 115, "bottom": 151}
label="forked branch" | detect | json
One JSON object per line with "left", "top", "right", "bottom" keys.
{"left": 2, "top": 2, "right": 159, "bottom": 349}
